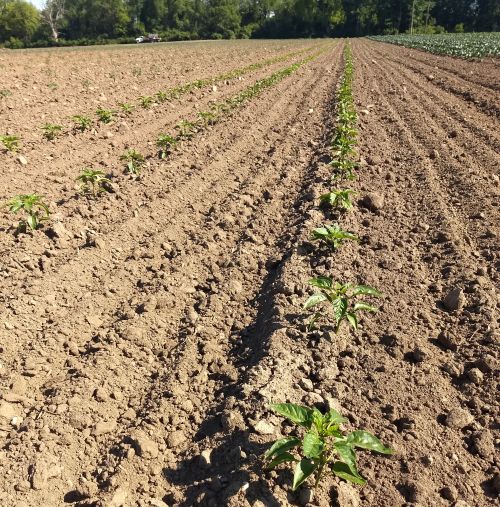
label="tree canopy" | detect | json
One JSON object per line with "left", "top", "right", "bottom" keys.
{"left": 0, "top": 0, "right": 498, "bottom": 47}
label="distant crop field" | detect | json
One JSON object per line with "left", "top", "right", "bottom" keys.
{"left": 370, "top": 32, "right": 500, "bottom": 58}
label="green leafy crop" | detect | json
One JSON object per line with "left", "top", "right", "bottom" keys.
{"left": 176, "top": 120, "right": 197, "bottom": 139}
{"left": 3, "top": 194, "right": 50, "bottom": 231}
{"left": 0, "top": 135, "right": 20, "bottom": 152}
{"left": 72, "top": 115, "right": 92, "bottom": 132}
{"left": 76, "top": 168, "right": 111, "bottom": 196}
{"left": 319, "top": 189, "right": 354, "bottom": 210}
{"left": 156, "top": 134, "right": 178, "bottom": 159}
{"left": 139, "top": 95, "right": 154, "bottom": 108}
{"left": 155, "top": 91, "right": 168, "bottom": 103}
{"left": 266, "top": 403, "right": 392, "bottom": 490}
{"left": 119, "top": 103, "right": 135, "bottom": 115}
{"left": 197, "top": 110, "right": 217, "bottom": 127}
{"left": 304, "top": 277, "right": 381, "bottom": 333}
{"left": 96, "top": 107, "right": 114, "bottom": 123}
{"left": 311, "top": 224, "right": 359, "bottom": 250}
{"left": 120, "top": 149, "right": 145, "bottom": 176}
{"left": 41, "top": 123, "right": 63, "bottom": 140}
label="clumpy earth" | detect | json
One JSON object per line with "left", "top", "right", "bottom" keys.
{"left": 0, "top": 38, "right": 498, "bottom": 507}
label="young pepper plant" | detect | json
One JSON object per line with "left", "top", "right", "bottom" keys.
{"left": 304, "top": 277, "right": 381, "bottom": 333}
{"left": 266, "top": 403, "right": 392, "bottom": 490}
{"left": 0, "top": 135, "right": 20, "bottom": 152}
{"left": 311, "top": 224, "right": 359, "bottom": 250}
{"left": 3, "top": 194, "right": 50, "bottom": 231}
{"left": 319, "top": 189, "right": 354, "bottom": 210}
{"left": 76, "top": 169, "right": 111, "bottom": 196}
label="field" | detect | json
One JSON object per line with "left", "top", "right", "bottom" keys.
{"left": 370, "top": 32, "right": 500, "bottom": 58}
{"left": 0, "top": 38, "right": 499, "bottom": 507}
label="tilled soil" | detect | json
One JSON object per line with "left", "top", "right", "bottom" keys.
{"left": 0, "top": 39, "right": 498, "bottom": 507}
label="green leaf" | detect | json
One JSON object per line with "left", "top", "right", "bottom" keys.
{"left": 326, "top": 409, "right": 347, "bottom": 426}
{"left": 308, "top": 276, "right": 333, "bottom": 289}
{"left": 26, "top": 214, "right": 37, "bottom": 230}
{"left": 346, "top": 431, "right": 393, "bottom": 454}
{"left": 267, "top": 452, "right": 297, "bottom": 469}
{"left": 346, "top": 312, "right": 358, "bottom": 329}
{"left": 292, "top": 458, "right": 317, "bottom": 491}
{"left": 265, "top": 437, "right": 301, "bottom": 460}
{"left": 352, "top": 285, "right": 382, "bottom": 297}
{"left": 303, "top": 432, "right": 323, "bottom": 459}
{"left": 334, "top": 442, "right": 358, "bottom": 475}
{"left": 332, "top": 461, "right": 366, "bottom": 485}
{"left": 304, "top": 293, "right": 327, "bottom": 309}
{"left": 353, "top": 302, "right": 377, "bottom": 313}
{"left": 332, "top": 296, "right": 348, "bottom": 324}
{"left": 270, "top": 403, "right": 313, "bottom": 428}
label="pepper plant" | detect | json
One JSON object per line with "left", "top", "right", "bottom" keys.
{"left": 41, "top": 123, "right": 63, "bottom": 140}
{"left": 3, "top": 194, "right": 50, "bottom": 231}
{"left": 72, "top": 115, "right": 92, "bottom": 132}
{"left": 156, "top": 134, "right": 178, "bottom": 159}
{"left": 76, "top": 168, "right": 111, "bottom": 196}
{"left": 319, "top": 189, "right": 354, "bottom": 210}
{"left": 311, "top": 224, "right": 359, "bottom": 250}
{"left": 96, "top": 107, "right": 114, "bottom": 123}
{"left": 120, "top": 149, "right": 145, "bottom": 176}
{"left": 304, "top": 277, "right": 381, "bottom": 333}
{"left": 0, "top": 135, "right": 20, "bottom": 152}
{"left": 266, "top": 403, "right": 392, "bottom": 490}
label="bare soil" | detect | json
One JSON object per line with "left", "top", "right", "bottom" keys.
{"left": 0, "top": 38, "right": 498, "bottom": 507}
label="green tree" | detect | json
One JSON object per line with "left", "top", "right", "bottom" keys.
{"left": 205, "top": 0, "right": 241, "bottom": 38}
{"left": 0, "top": 0, "right": 40, "bottom": 43}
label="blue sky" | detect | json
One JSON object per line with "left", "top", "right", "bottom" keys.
{"left": 30, "top": 0, "right": 44, "bottom": 9}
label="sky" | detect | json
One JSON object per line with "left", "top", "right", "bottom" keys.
{"left": 30, "top": 0, "right": 44, "bottom": 9}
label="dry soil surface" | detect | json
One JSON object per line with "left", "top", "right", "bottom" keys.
{"left": 0, "top": 38, "right": 498, "bottom": 507}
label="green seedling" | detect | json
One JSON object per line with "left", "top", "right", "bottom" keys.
{"left": 319, "top": 189, "right": 354, "bottom": 210}
{"left": 0, "top": 135, "right": 20, "bottom": 152}
{"left": 76, "top": 168, "right": 111, "bottom": 196}
{"left": 176, "top": 120, "right": 197, "bottom": 139}
{"left": 311, "top": 224, "right": 359, "bottom": 250}
{"left": 3, "top": 194, "right": 50, "bottom": 231}
{"left": 139, "top": 95, "right": 154, "bottom": 108}
{"left": 330, "top": 158, "right": 357, "bottom": 181}
{"left": 266, "top": 403, "right": 392, "bottom": 491}
{"left": 72, "top": 115, "right": 92, "bottom": 132}
{"left": 0, "top": 89, "right": 12, "bottom": 98}
{"left": 120, "top": 149, "right": 145, "bottom": 176}
{"left": 47, "top": 82, "right": 58, "bottom": 91}
{"left": 132, "top": 66, "right": 142, "bottom": 77}
{"left": 41, "top": 124, "right": 63, "bottom": 140}
{"left": 96, "top": 107, "right": 114, "bottom": 123}
{"left": 156, "top": 91, "right": 168, "bottom": 103}
{"left": 304, "top": 277, "right": 381, "bottom": 333}
{"left": 156, "top": 134, "right": 178, "bottom": 159}
{"left": 119, "top": 103, "right": 135, "bottom": 115}
{"left": 197, "top": 110, "right": 217, "bottom": 127}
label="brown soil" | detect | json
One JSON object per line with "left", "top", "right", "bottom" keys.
{"left": 0, "top": 38, "right": 498, "bottom": 507}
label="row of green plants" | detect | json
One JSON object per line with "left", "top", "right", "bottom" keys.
{"left": 1, "top": 50, "right": 328, "bottom": 233}
{"left": 0, "top": 45, "right": 322, "bottom": 154}
{"left": 264, "top": 43, "right": 393, "bottom": 494}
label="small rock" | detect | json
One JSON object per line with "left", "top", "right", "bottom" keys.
{"left": 17, "top": 155, "right": 28, "bottom": 165}
{"left": 298, "top": 487, "right": 314, "bottom": 505}
{"left": 221, "top": 410, "right": 245, "bottom": 432}
{"left": 445, "top": 408, "right": 473, "bottom": 429}
{"left": 473, "top": 430, "right": 494, "bottom": 459}
{"left": 166, "top": 430, "right": 186, "bottom": 449}
{"left": 76, "top": 480, "right": 99, "bottom": 499}
{"left": 107, "top": 487, "right": 128, "bottom": 507}
{"left": 186, "top": 308, "right": 198, "bottom": 324}
{"left": 360, "top": 192, "right": 384, "bottom": 212}
{"left": 437, "top": 331, "right": 462, "bottom": 351}
{"left": 253, "top": 420, "right": 275, "bottom": 435}
{"left": 199, "top": 449, "right": 212, "bottom": 468}
{"left": 299, "top": 378, "right": 314, "bottom": 391}
{"left": 467, "top": 367, "right": 483, "bottom": 384}
{"left": 132, "top": 432, "right": 159, "bottom": 458}
{"left": 443, "top": 287, "right": 465, "bottom": 312}
{"left": 212, "top": 85, "right": 218, "bottom": 92}
{"left": 93, "top": 420, "right": 116, "bottom": 436}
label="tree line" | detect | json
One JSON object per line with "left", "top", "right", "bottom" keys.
{"left": 0, "top": 0, "right": 499, "bottom": 48}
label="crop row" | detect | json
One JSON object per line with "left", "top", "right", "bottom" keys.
{"left": 0, "top": 44, "right": 322, "bottom": 153}
{"left": 1, "top": 50, "right": 328, "bottom": 233}
{"left": 369, "top": 32, "right": 500, "bottom": 58}
{"left": 262, "top": 43, "right": 393, "bottom": 495}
